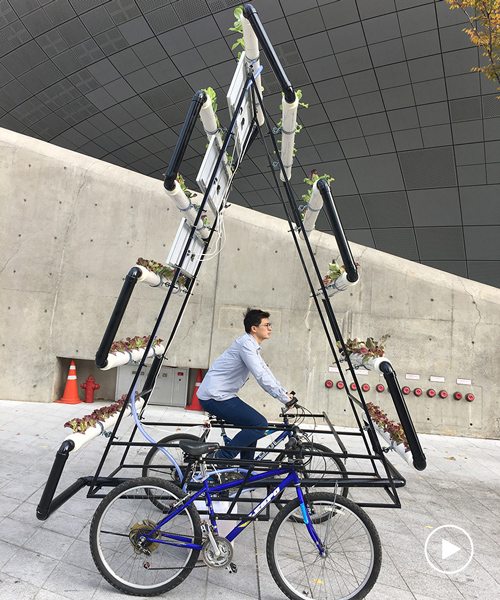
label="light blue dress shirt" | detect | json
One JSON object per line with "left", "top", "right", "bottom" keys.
{"left": 197, "top": 333, "right": 288, "bottom": 403}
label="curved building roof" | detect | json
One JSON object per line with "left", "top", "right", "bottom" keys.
{"left": 1, "top": 0, "right": 499, "bottom": 287}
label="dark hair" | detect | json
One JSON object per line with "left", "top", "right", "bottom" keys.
{"left": 244, "top": 308, "right": 270, "bottom": 333}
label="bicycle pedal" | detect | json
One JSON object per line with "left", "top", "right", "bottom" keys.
{"left": 226, "top": 562, "right": 237, "bottom": 573}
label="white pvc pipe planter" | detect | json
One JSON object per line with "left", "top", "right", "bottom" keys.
{"left": 100, "top": 344, "right": 165, "bottom": 371}
{"left": 136, "top": 265, "right": 174, "bottom": 288}
{"left": 300, "top": 181, "right": 323, "bottom": 239}
{"left": 362, "top": 413, "right": 413, "bottom": 466}
{"left": 64, "top": 397, "right": 145, "bottom": 452}
{"left": 322, "top": 272, "right": 360, "bottom": 297}
{"left": 372, "top": 422, "right": 412, "bottom": 465}
{"left": 199, "top": 95, "right": 231, "bottom": 182}
{"left": 242, "top": 15, "right": 264, "bottom": 126}
{"left": 200, "top": 95, "right": 221, "bottom": 144}
{"left": 164, "top": 181, "right": 210, "bottom": 239}
{"left": 347, "top": 355, "right": 391, "bottom": 374}
{"left": 280, "top": 93, "right": 298, "bottom": 182}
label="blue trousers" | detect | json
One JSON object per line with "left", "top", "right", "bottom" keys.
{"left": 198, "top": 397, "right": 268, "bottom": 460}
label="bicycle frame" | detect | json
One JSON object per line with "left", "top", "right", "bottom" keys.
{"left": 144, "top": 467, "right": 324, "bottom": 554}
{"left": 176, "top": 416, "right": 302, "bottom": 490}
{"left": 254, "top": 428, "right": 291, "bottom": 462}
{"left": 201, "top": 413, "right": 298, "bottom": 464}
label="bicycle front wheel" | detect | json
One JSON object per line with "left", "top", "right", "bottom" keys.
{"left": 267, "top": 492, "right": 381, "bottom": 600}
{"left": 90, "top": 477, "right": 202, "bottom": 596}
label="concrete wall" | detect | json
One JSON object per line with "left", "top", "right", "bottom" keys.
{"left": 1, "top": 128, "right": 499, "bottom": 439}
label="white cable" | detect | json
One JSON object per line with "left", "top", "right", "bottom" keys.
{"left": 201, "top": 207, "right": 227, "bottom": 262}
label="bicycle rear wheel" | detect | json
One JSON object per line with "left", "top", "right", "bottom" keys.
{"left": 142, "top": 433, "right": 201, "bottom": 484}
{"left": 267, "top": 492, "right": 381, "bottom": 600}
{"left": 274, "top": 442, "right": 348, "bottom": 514}
{"left": 90, "top": 477, "right": 202, "bottom": 596}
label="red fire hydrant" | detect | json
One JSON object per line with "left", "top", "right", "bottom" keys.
{"left": 81, "top": 375, "right": 100, "bottom": 403}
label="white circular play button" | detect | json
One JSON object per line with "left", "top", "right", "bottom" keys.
{"left": 424, "top": 525, "right": 474, "bottom": 574}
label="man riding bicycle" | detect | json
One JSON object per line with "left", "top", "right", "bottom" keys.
{"left": 198, "top": 308, "right": 294, "bottom": 461}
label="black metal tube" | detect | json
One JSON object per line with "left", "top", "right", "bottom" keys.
{"left": 141, "top": 354, "right": 163, "bottom": 403}
{"left": 164, "top": 90, "right": 207, "bottom": 191}
{"left": 44, "top": 478, "right": 88, "bottom": 518}
{"left": 317, "top": 178, "right": 359, "bottom": 283}
{"left": 243, "top": 4, "right": 295, "bottom": 103}
{"left": 95, "top": 266, "right": 141, "bottom": 369}
{"left": 379, "top": 361, "right": 427, "bottom": 471}
{"left": 36, "top": 440, "right": 75, "bottom": 520}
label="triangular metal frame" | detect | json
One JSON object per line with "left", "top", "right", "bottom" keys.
{"left": 37, "top": 3, "right": 426, "bottom": 522}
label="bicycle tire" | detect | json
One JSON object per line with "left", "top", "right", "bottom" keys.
{"left": 90, "top": 477, "right": 202, "bottom": 596}
{"left": 267, "top": 492, "right": 382, "bottom": 600}
{"left": 274, "top": 442, "right": 349, "bottom": 513}
{"left": 142, "top": 433, "right": 202, "bottom": 483}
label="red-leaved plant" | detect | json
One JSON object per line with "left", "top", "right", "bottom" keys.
{"left": 110, "top": 335, "right": 163, "bottom": 355}
{"left": 366, "top": 402, "right": 409, "bottom": 451}
{"left": 137, "top": 257, "right": 187, "bottom": 288}
{"left": 337, "top": 334, "right": 389, "bottom": 363}
{"left": 64, "top": 395, "right": 134, "bottom": 434}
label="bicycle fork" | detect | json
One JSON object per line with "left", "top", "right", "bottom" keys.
{"left": 295, "top": 480, "right": 329, "bottom": 557}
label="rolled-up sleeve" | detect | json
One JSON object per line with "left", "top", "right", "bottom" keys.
{"left": 240, "top": 337, "right": 289, "bottom": 403}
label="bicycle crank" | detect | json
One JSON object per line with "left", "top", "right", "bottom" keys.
{"left": 201, "top": 536, "right": 233, "bottom": 568}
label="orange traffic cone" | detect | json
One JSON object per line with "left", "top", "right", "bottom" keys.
{"left": 185, "top": 369, "right": 203, "bottom": 411}
{"left": 55, "top": 360, "right": 82, "bottom": 404}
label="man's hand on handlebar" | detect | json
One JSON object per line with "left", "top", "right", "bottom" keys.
{"left": 282, "top": 392, "right": 299, "bottom": 413}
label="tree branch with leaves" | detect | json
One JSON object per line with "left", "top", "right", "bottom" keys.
{"left": 446, "top": 0, "right": 500, "bottom": 94}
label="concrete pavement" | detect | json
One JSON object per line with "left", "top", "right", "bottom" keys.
{"left": 0, "top": 399, "right": 499, "bottom": 600}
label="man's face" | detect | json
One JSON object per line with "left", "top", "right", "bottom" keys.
{"left": 253, "top": 318, "right": 272, "bottom": 342}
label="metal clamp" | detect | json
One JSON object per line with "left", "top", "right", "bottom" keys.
{"left": 96, "top": 422, "right": 113, "bottom": 438}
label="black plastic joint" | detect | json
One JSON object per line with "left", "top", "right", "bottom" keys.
{"left": 242, "top": 4, "right": 294, "bottom": 104}
{"left": 379, "top": 360, "right": 394, "bottom": 375}
{"left": 163, "top": 90, "right": 207, "bottom": 191}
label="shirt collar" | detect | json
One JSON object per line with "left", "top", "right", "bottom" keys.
{"left": 244, "top": 332, "right": 261, "bottom": 351}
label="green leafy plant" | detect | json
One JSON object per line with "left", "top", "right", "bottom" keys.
{"left": 276, "top": 89, "right": 309, "bottom": 156}
{"left": 190, "top": 203, "right": 211, "bottom": 228}
{"left": 229, "top": 6, "right": 244, "bottom": 58}
{"left": 110, "top": 335, "right": 164, "bottom": 355}
{"left": 176, "top": 173, "right": 196, "bottom": 199}
{"left": 366, "top": 402, "right": 409, "bottom": 451}
{"left": 337, "top": 334, "right": 390, "bottom": 363}
{"left": 228, "top": 5, "right": 306, "bottom": 160}
{"left": 301, "top": 170, "right": 335, "bottom": 205}
{"left": 201, "top": 87, "right": 221, "bottom": 131}
{"left": 279, "top": 89, "right": 309, "bottom": 115}
{"left": 174, "top": 174, "right": 212, "bottom": 228}
{"left": 322, "top": 260, "right": 360, "bottom": 285}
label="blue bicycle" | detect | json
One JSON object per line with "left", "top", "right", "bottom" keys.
{"left": 141, "top": 399, "right": 349, "bottom": 506}
{"left": 90, "top": 433, "right": 381, "bottom": 600}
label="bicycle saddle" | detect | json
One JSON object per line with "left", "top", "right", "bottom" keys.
{"left": 179, "top": 440, "right": 220, "bottom": 456}
{"left": 207, "top": 414, "right": 226, "bottom": 424}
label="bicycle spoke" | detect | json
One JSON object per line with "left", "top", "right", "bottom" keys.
{"left": 267, "top": 493, "right": 381, "bottom": 600}
{"left": 90, "top": 478, "right": 202, "bottom": 596}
